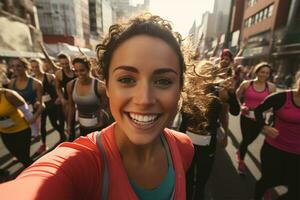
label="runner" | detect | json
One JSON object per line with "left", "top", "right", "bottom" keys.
{"left": 0, "top": 88, "right": 35, "bottom": 167}
{"left": 30, "top": 58, "right": 66, "bottom": 153}
{"left": 182, "top": 61, "right": 240, "bottom": 200}
{"left": 236, "top": 62, "right": 276, "bottom": 174}
{"left": 54, "top": 53, "right": 76, "bottom": 141}
{"left": 67, "top": 57, "right": 108, "bottom": 136}
{"left": 253, "top": 70, "right": 300, "bottom": 200}
{"left": 8, "top": 57, "right": 43, "bottom": 140}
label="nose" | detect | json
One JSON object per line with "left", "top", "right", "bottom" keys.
{"left": 133, "top": 81, "right": 156, "bottom": 107}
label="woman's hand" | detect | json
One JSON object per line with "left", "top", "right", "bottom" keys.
{"left": 262, "top": 125, "right": 279, "bottom": 138}
{"left": 241, "top": 105, "right": 249, "bottom": 115}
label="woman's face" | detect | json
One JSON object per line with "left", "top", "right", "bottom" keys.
{"left": 107, "top": 35, "right": 181, "bottom": 145}
{"left": 10, "top": 59, "right": 26, "bottom": 76}
{"left": 220, "top": 56, "right": 232, "bottom": 68}
{"left": 256, "top": 66, "right": 271, "bottom": 82}
{"left": 30, "top": 61, "right": 41, "bottom": 74}
{"left": 74, "top": 62, "right": 90, "bottom": 80}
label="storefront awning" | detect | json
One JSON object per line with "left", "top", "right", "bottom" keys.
{"left": 242, "top": 46, "right": 270, "bottom": 59}
{"left": 272, "top": 50, "right": 300, "bottom": 57}
{"left": 45, "top": 43, "right": 96, "bottom": 58}
{"left": 0, "top": 49, "right": 44, "bottom": 58}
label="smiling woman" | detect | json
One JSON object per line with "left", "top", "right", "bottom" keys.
{"left": 0, "top": 14, "right": 194, "bottom": 200}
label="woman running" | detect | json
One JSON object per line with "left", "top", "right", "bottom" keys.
{"left": 0, "top": 14, "right": 194, "bottom": 199}
{"left": 8, "top": 58, "right": 43, "bottom": 139}
{"left": 253, "top": 71, "right": 300, "bottom": 200}
{"left": 0, "top": 88, "right": 35, "bottom": 167}
{"left": 54, "top": 53, "right": 76, "bottom": 141}
{"left": 182, "top": 61, "right": 240, "bottom": 200}
{"left": 236, "top": 62, "right": 276, "bottom": 174}
{"left": 30, "top": 58, "right": 66, "bottom": 153}
{"left": 67, "top": 57, "right": 108, "bottom": 136}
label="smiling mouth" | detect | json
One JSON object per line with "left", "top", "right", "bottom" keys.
{"left": 127, "top": 112, "right": 161, "bottom": 126}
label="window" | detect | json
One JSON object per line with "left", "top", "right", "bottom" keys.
{"left": 263, "top": 7, "right": 268, "bottom": 19}
{"left": 259, "top": 11, "right": 263, "bottom": 22}
{"left": 255, "top": 13, "right": 259, "bottom": 24}
{"left": 268, "top": 4, "right": 274, "bottom": 18}
{"left": 52, "top": 3, "right": 58, "bottom": 10}
{"left": 245, "top": 19, "right": 249, "bottom": 27}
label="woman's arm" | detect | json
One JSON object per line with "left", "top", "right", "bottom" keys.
{"left": 32, "top": 79, "right": 44, "bottom": 121}
{"left": 5, "top": 89, "right": 35, "bottom": 124}
{"left": 227, "top": 89, "right": 240, "bottom": 116}
{"left": 38, "top": 41, "right": 60, "bottom": 71}
{"left": 254, "top": 92, "right": 285, "bottom": 138}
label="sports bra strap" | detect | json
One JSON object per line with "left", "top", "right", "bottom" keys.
{"left": 96, "top": 131, "right": 109, "bottom": 200}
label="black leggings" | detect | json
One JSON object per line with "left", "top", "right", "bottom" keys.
{"left": 79, "top": 125, "right": 105, "bottom": 137}
{"left": 186, "top": 136, "right": 217, "bottom": 200}
{"left": 1, "top": 128, "right": 33, "bottom": 167}
{"left": 254, "top": 142, "right": 300, "bottom": 200}
{"left": 40, "top": 103, "right": 65, "bottom": 144}
{"left": 57, "top": 105, "right": 76, "bottom": 142}
{"left": 239, "top": 115, "right": 261, "bottom": 160}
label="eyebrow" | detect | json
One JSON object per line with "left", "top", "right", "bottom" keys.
{"left": 113, "top": 65, "right": 178, "bottom": 75}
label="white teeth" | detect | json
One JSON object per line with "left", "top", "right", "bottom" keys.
{"left": 129, "top": 113, "right": 158, "bottom": 123}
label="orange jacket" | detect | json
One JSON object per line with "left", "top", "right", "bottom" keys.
{"left": 0, "top": 123, "right": 194, "bottom": 200}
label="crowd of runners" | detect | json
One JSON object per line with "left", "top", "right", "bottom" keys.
{"left": 0, "top": 13, "right": 299, "bottom": 200}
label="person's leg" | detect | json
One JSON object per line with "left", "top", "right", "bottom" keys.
{"left": 79, "top": 126, "right": 103, "bottom": 137}
{"left": 239, "top": 115, "right": 261, "bottom": 161}
{"left": 186, "top": 144, "right": 199, "bottom": 200}
{"left": 68, "top": 114, "right": 76, "bottom": 142}
{"left": 193, "top": 145, "right": 215, "bottom": 200}
{"left": 48, "top": 103, "right": 66, "bottom": 142}
{"left": 40, "top": 109, "right": 47, "bottom": 144}
{"left": 1, "top": 128, "right": 33, "bottom": 167}
{"left": 277, "top": 152, "right": 300, "bottom": 200}
{"left": 254, "top": 142, "right": 283, "bottom": 199}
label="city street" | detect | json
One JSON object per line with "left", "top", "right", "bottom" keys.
{"left": 0, "top": 114, "right": 286, "bottom": 199}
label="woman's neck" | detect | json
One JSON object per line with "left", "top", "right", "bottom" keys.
{"left": 254, "top": 78, "right": 266, "bottom": 85}
{"left": 17, "top": 73, "right": 29, "bottom": 81}
{"left": 115, "top": 125, "right": 162, "bottom": 163}
{"left": 78, "top": 76, "right": 92, "bottom": 85}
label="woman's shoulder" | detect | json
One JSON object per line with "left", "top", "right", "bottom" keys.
{"left": 164, "top": 128, "right": 194, "bottom": 171}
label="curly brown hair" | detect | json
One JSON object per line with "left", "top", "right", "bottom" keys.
{"left": 96, "top": 13, "right": 186, "bottom": 86}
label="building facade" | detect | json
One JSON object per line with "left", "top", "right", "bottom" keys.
{"left": 0, "top": 0, "right": 43, "bottom": 58}
{"left": 36, "top": 0, "right": 85, "bottom": 47}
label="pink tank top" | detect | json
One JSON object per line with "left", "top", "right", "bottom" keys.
{"left": 243, "top": 81, "right": 270, "bottom": 110}
{"left": 266, "top": 91, "right": 300, "bottom": 155}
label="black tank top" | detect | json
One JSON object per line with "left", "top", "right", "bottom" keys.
{"left": 43, "top": 74, "right": 57, "bottom": 100}
{"left": 60, "top": 69, "right": 75, "bottom": 99}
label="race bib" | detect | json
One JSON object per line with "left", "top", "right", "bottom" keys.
{"left": 42, "top": 94, "right": 51, "bottom": 102}
{"left": 186, "top": 131, "right": 211, "bottom": 146}
{"left": 0, "top": 117, "right": 15, "bottom": 128}
{"left": 79, "top": 116, "right": 98, "bottom": 127}
{"left": 246, "top": 110, "right": 255, "bottom": 119}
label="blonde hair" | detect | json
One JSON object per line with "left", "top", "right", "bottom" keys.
{"left": 181, "top": 61, "right": 228, "bottom": 133}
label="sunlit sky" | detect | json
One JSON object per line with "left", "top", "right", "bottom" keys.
{"left": 131, "top": 0, "right": 214, "bottom": 37}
